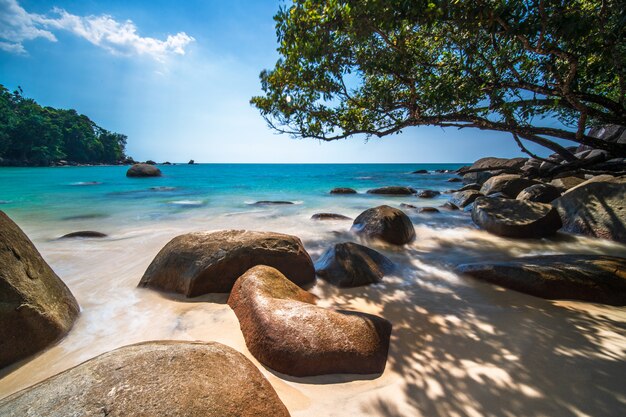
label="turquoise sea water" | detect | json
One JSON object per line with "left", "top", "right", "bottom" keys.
{"left": 0, "top": 163, "right": 465, "bottom": 229}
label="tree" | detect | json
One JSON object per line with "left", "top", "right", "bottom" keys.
{"left": 251, "top": 0, "right": 626, "bottom": 166}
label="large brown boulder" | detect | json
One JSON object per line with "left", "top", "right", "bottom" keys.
{"left": 366, "top": 186, "right": 416, "bottom": 195}
{"left": 456, "top": 255, "right": 626, "bottom": 305}
{"left": 351, "top": 205, "right": 415, "bottom": 245}
{"left": 0, "top": 341, "right": 291, "bottom": 417}
{"left": 138, "top": 230, "right": 315, "bottom": 297}
{"left": 314, "top": 242, "right": 394, "bottom": 287}
{"left": 472, "top": 197, "right": 562, "bottom": 238}
{"left": 228, "top": 266, "right": 392, "bottom": 376}
{"left": 0, "top": 211, "right": 79, "bottom": 368}
{"left": 126, "top": 163, "right": 162, "bottom": 177}
{"left": 552, "top": 176, "right": 626, "bottom": 243}
{"left": 516, "top": 184, "right": 562, "bottom": 204}
{"left": 450, "top": 190, "right": 483, "bottom": 208}
{"left": 480, "top": 174, "right": 539, "bottom": 198}
{"left": 550, "top": 176, "right": 586, "bottom": 192}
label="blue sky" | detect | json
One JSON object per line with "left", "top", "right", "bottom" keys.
{"left": 1, "top": 0, "right": 556, "bottom": 163}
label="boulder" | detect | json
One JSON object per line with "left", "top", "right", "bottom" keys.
{"left": 351, "top": 205, "right": 415, "bottom": 245}
{"left": 456, "top": 255, "right": 626, "bottom": 306}
{"left": 447, "top": 177, "right": 463, "bottom": 183}
{"left": 462, "top": 157, "right": 528, "bottom": 172}
{"left": 330, "top": 187, "right": 357, "bottom": 194}
{"left": 462, "top": 170, "right": 497, "bottom": 185}
{"left": 0, "top": 341, "right": 290, "bottom": 417}
{"left": 516, "top": 184, "right": 562, "bottom": 204}
{"left": 314, "top": 242, "right": 394, "bottom": 287}
{"left": 311, "top": 213, "right": 352, "bottom": 221}
{"left": 60, "top": 231, "right": 107, "bottom": 239}
{"left": 472, "top": 197, "right": 562, "bottom": 238}
{"left": 550, "top": 176, "right": 586, "bottom": 191}
{"left": 366, "top": 186, "right": 416, "bottom": 195}
{"left": 144, "top": 160, "right": 157, "bottom": 165}
{"left": 228, "top": 266, "right": 392, "bottom": 376}
{"left": 138, "top": 230, "right": 315, "bottom": 297}
{"left": 126, "top": 164, "right": 162, "bottom": 177}
{"left": 412, "top": 169, "right": 428, "bottom": 174}
{"left": 188, "top": 159, "right": 195, "bottom": 164}
{"left": 450, "top": 190, "right": 483, "bottom": 208}
{"left": 417, "top": 190, "right": 441, "bottom": 198}
{"left": 458, "top": 183, "right": 481, "bottom": 191}
{"left": 0, "top": 211, "right": 79, "bottom": 368}
{"left": 553, "top": 176, "right": 626, "bottom": 243}
{"left": 480, "top": 174, "right": 540, "bottom": 198}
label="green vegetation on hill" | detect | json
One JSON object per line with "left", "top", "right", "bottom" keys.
{"left": 0, "top": 85, "right": 127, "bottom": 166}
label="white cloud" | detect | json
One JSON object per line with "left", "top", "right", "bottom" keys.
{"left": 0, "top": 0, "right": 194, "bottom": 60}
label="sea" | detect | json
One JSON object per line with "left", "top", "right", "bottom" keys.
{"left": 1, "top": 163, "right": 625, "bottom": 417}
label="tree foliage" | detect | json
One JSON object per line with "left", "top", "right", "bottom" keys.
{"left": 252, "top": 0, "right": 626, "bottom": 160}
{"left": 0, "top": 85, "right": 127, "bottom": 165}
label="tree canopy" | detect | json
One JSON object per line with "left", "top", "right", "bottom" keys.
{"left": 251, "top": 0, "right": 626, "bottom": 161}
{"left": 0, "top": 85, "right": 127, "bottom": 166}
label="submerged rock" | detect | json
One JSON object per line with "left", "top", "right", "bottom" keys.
{"left": 311, "top": 213, "right": 352, "bottom": 221}
{"left": 60, "top": 231, "right": 107, "bottom": 239}
{"left": 456, "top": 255, "right": 626, "bottom": 305}
{"left": 480, "top": 174, "right": 539, "bottom": 198}
{"left": 553, "top": 176, "right": 626, "bottom": 243}
{"left": 138, "top": 230, "right": 315, "bottom": 296}
{"left": 315, "top": 242, "right": 394, "bottom": 287}
{"left": 450, "top": 190, "right": 483, "bottom": 208}
{"left": 126, "top": 163, "right": 162, "bottom": 177}
{"left": 252, "top": 200, "right": 295, "bottom": 205}
{"left": 366, "top": 186, "right": 416, "bottom": 195}
{"left": 228, "top": 265, "right": 392, "bottom": 376}
{"left": 0, "top": 341, "right": 290, "bottom": 417}
{"left": 517, "top": 184, "right": 562, "bottom": 204}
{"left": 412, "top": 169, "right": 428, "bottom": 174}
{"left": 417, "top": 190, "right": 441, "bottom": 198}
{"left": 418, "top": 207, "right": 440, "bottom": 213}
{"left": 351, "top": 205, "right": 415, "bottom": 245}
{"left": 330, "top": 187, "right": 357, "bottom": 194}
{"left": 0, "top": 211, "right": 79, "bottom": 368}
{"left": 472, "top": 197, "right": 562, "bottom": 238}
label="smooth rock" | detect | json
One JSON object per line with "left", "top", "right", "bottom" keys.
{"left": 480, "top": 174, "right": 539, "bottom": 198}
{"left": 252, "top": 201, "right": 294, "bottom": 205}
{"left": 516, "top": 184, "right": 562, "bottom": 204}
{"left": 311, "top": 213, "right": 352, "bottom": 221}
{"left": 228, "top": 265, "right": 392, "bottom": 376}
{"left": 0, "top": 211, "right": 79, "bottom": 368}
{"left": 417, "top": 190, "right": 441, "bottom": 198}
{"left": 447, "top": 177, "right": 463, "bottom": 183}
{"left": 456, "top": 255, "right": 626, "bottom": 305}
{"left": 351, "top": 205, "right": 416, "bottom": 245}
{"left": 411, "top": 169, "right": 428, "bottom": 174}
{"left": 458, "top": 183, "right": 481, "bottom": 191}
{"left": 550, "top": 176, "right": 586, "bottom": 191}
{"left": 138, "top": 230, "right": 315, "bottom": 296}
{"left": 126, "top": 164, "right": 162, "bottom": 177}
{"left": 418, "top": 207, "right": 440, "bottom": 213}
{"left": 463, "top": 157, "right": 528, "bottom": 172}
{"left": 366, "top": 186, "right": 416, "bottom": 195}
{"left": 60, "top": 231, "right": 107, "bottom": 239}
{"left": 553, "top": 176, "right": 626, "bottom": 243}
{"left": 472, "top": 197, "right": 562, "bottom": 238}
{"left": 0, "top": 341, "right": 290, "bottom": 417}
{"left": 330, "top": 187, "right": 357, "bottom": 194}
{"left": 441, "top": 202, "right": 460, "bottom": 210}
{"left": 315, "top": 242, "right": 393, "bottom": 287}
{"left": 450, "top": 190, "right": 483, "bottom": 208}
{"left": 463, "top": 171, "right": 497, "bottom": 185}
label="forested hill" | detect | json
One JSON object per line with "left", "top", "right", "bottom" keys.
{"left": 0, "top": 85, "right": 128, "bottom": 166}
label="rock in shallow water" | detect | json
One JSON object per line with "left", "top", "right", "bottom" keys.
{"left": 456, "top": 255, "right": 626, "bottom": 305}
{"left": 0, "top": 341, "right": 291, "bottom": 417}
{"left": 315, "top": 242, "right": 394, "bottom": 287}
{"left": 311, "top": 213, "right": 352, "bottom": 220}
{"left": 138, "top": 230, "right": 315, "bottom": 296}
{"left": 126, "top": 163, "right": 161, "bottom": 177}
{"left": 516, "top": 183, "right": 562, "bottom": 204}
{"left": 351, "top": 205, "right": 415, "bottom": 245}
{"left": 450, "top": 190, "right": 482, "bottom": 208}
{"left": 330, "top": 187, "right": 357, "bottom": 194}
{"left": 60, "top": 231, "right": 107, "bottom": 239}
{"left": 228, "top": 265, "right": 392, "bottom": 376}
{"left": 366, "top": 186, "right": 416, "bottom": 195}
{"left": 472, "top": 197, "right": 562, "bottom": 238}
{"left": 480, "top": 174, "right": 539, "bottom": 198}
{"left": 417, "top": 189, "right": 441, "bottom": 198}
{"left": 0, "top": 211, "right": 79, "bottom": 368}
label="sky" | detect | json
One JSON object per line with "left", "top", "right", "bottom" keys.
{"left": 0, "top": 0, "right": 559, "bottom": 163}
